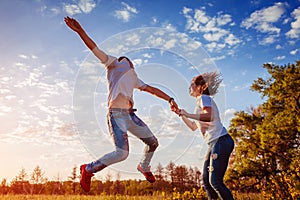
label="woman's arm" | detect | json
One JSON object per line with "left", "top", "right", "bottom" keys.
{"left": 181, "top": 115, "right": 198, "bottom": 131}
{"left": 179, "top": 108, "right": 212, "bottom": 122}
{"left": 64, "top": 16, "right": 108, "bottom": 63}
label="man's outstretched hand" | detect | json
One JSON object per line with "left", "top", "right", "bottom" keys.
{"left": 170, "top": 100, "right": 183, "bottom": 117}
{"left": 169, "top": 99, "right": 179, "bottom": 113}
{"left": 64, "top": 16, "right": 82, "bottom": 33}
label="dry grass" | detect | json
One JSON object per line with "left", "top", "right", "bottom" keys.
{"left": 0, "top": 193, "right": 263, "bottom": 200}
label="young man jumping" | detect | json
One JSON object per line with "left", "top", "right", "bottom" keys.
{"left": 64, "top": 16, "right": 179, "bottom": 192}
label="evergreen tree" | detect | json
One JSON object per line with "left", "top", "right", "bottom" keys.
{"left": 30, "top": 166, "right": 47, "bottom": 194}
{"left": 68, "top": 165, "right": 77, "bottom": 194}
{"left": 0, "top": 179, "right": 8, "bottom": 194}
{"left": 227, "top": 61, "right": 300, "bottom": 199}
{"left": 10, "top": 168, "right": 30, "bottom": 194}
{"left": 155, "top": 162, "right": 164, "bottom": 181}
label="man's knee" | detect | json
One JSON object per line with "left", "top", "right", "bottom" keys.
{"left": 149, "top": 138, "right": 159, "bottom": 151}
{"left": 116, "top": 149, "right": 129, "bottom": 161}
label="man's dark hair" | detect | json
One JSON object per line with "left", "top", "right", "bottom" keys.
{"left": 118, "top": 56, "right": 134, "bottom": 68}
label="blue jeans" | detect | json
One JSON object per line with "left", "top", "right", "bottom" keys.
{"left": 202, "top": 134, "right": 234, "bottom": 200}
{"left": 86, "top": 109, "right": 158, "bottom": 173}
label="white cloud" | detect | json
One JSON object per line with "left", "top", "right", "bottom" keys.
{"left": 114, "top": 10, "right": 130, "bottom": 22}
{"left": 211, "top": 55, "right": 226, "bottom": 61}
{"left": 163, "top": 38, "right": 177, "bottom": 49}
{"left": 232, "top": 83, "right": 251, "bottom": 91}
{"left": 78, "top": 0, "right": 96, "bottom": 13}
{"left": 241, "top": 2, "right": 286, "bottom": 34}
{"left": 37, "top": 2, "right": 61, "bottom": 17}
{"left": 0, "top": 105, "right": 12, "bottom": 115}
{"left": 0, "top": 54, "right": 75, "bottom": 145}
{"left": 19, "top": 54, "right": 29, "bottom": 59}
{"left": 31, "top": 55, "right": 38, "bottom": 59}
{"left": 163, "top": 23, "right": 177, "bottom": 31}
{"left": 274, "top": 55, "right": 285, "bottom": 60}
{"left": 223, "top": 108, "right": 236, "bottom": 121}
{"left": 151, "top": 17, "right": 158, "bottom": 25}
{"left": 275, "top": 44, "right": 282, "bottom": 49}
{"left": 184, "top": 40, "right": 202, "bottom": 50}
{"left": 259, "top": 34, "right": 277, "bottom": 45}
{"left": 290, "top": 48, "right": 299, "bottom": 55}
{"left": 283, "top": 18, "right": 290, "bottom": 25}
{"left": 224, "top": 108, "right": 236, "bottom": 116}
{"left": 182, "top": 7, "right": 192, "bottom": 15}
{"left": 114, "top": 2, "right": 138, "bottom": 22}
{"left": 1, "top": 76, "right": 12, "bottom": 82}
{"left": 216, "top": 13, "right": 232, "bottom": 26}
{"left": 146, "top": 36, "right": 164, "bottom": 47}
{"left": 132, "top": 58, "right": 143, "bottom": 66}
{"left": 203, "top": 29, "right": 228, "bottom": 42}
{"left": 142, "top": 53, "right": 153, "bottom": 59}
{"left": 49, "top": 7, "right": 60, "bottom": 16}
{"left": 194, "top": 9, "right": 210, "bottom": 24}
{"left": 121, "top": 2, "right": 138, "bottom": 14}
{"left": 3, "top": 122, "right": 78, "bottom": 145}
{"left": 286, "top": 7, "right": 300, "bottom": 39}
{"left": 241, "top": 2, "right": 287, "bottom": 45}
{"left": 124, "top": 33, "right": 141, "bottom": 46}
{"left": 205, "top": 42, "right": 226, "bottom": 53}
{"left": 64, "top": 4, "right": 81, "bottom": 16}
{"left": 182, "top": 6, "right": 241, "bottom": 52}
{"left": 220, "top": 108, "right": 237, "bottom": 127}
{"left": 4, "top": 95, "right": 16, "bottom": 100}
{"left": 64, "top": 0, "right": 96, "bottom": 16}
{"left": 225, "top": 33, "right": 241, "bottom": 45}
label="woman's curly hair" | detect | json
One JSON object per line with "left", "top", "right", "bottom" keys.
{"left": 192, "top": 71, "right": 222, "bottom": 96}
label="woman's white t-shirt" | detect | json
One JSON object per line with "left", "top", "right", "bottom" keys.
{"left": 194, "top": 95, "right": 227, "bottom": 144}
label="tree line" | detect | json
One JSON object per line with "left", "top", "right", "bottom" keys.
{"left": 0, "top": 162, "right": 205, "bottom": 196}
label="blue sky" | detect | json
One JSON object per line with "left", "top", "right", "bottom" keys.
{"left": 0, "top": 0, "right": 299, "bottom": 182}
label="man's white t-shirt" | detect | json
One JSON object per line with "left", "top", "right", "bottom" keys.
{"left": 194, "top": 95, "right": 227, "bottom": 144}
{"left": 96, "top": 52, "right": 146, "bottom": 108}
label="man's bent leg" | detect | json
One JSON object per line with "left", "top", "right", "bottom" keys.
{"left": 86, "top": 112, "right": 129, "bottom": 173}
{"left": 128, "top": 113, "right": 158, "bottom": 168}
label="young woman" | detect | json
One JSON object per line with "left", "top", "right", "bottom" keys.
{"left": 64, "top": 16, "right": 178, "bottom": 192}
{"left": 176, "top": 72, "right": 234, "bottom": 200}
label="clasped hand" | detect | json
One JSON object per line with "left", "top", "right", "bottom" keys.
{"left": 170, "top": 104, "right": 187, "bottom": 117}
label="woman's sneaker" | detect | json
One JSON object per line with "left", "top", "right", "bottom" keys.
{"left": 80, "top": 164, "right": 94, "bottom": 192}
{"left": 137, "top": 164, "right": 155, "bottom": 183}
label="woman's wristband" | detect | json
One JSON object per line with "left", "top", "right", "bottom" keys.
{"left": 168, "top": 97, "right": 174, "bottom": 103}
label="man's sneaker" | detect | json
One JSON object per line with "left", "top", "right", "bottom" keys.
{"left": 80, "top": 164, "right": 94, "bottom": 192}
{"left": 137, "top": 164, "right": 155, "bottom": 183}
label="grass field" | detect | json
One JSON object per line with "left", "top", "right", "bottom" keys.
{"left": 0, "top": 195, "right": 164, "bottom": 200}
{"left": 0, "top": 194, "right": 264, "bottom": 200}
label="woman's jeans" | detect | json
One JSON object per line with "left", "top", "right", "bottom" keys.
{"left": 203, "top": 134, "right": 234, "bottom": 200}
{"left": 86, "top": 109, "right": 158, "bottom": 173}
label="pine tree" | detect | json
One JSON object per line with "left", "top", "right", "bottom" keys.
{"left": 30, "top": 166, "right": 47, "bottom": 194}
{"left": 227, "top": 61, "right": 300, "bottom": 199}
{"left": 68, "top": 165, "right": 77, "bottom": 194}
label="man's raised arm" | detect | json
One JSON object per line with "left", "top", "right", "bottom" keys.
{"left": 64, "top": 16, "right": 108, "bottom": 64}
